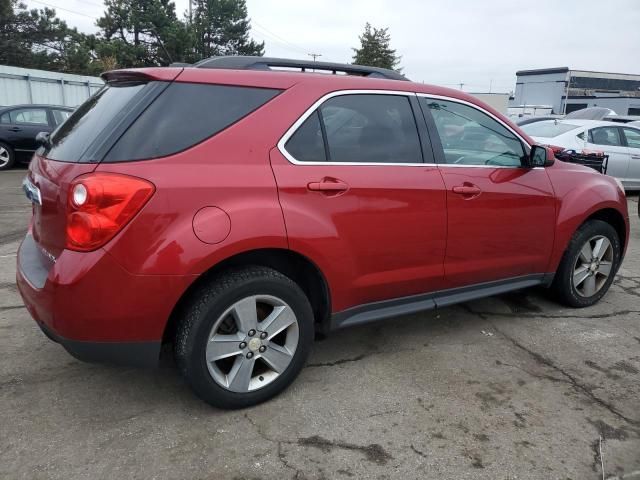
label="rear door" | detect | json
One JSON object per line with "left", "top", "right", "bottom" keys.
{"left": 585, "top": 126, "right": 631, "bottom": 183}
{"left": 621, "top": 127, "right": 640, "bottom": 188}
{"left": 419, "top": 96, "right": 556, "bottom": 289}
{"left": 270, "top": 91, "right": 447, "bottom": 312}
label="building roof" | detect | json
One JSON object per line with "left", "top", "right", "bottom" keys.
{"left": 516, "top": 67, "right": 569, "bottom": 77}
{"left": 516, "top": 67, "right": 640, "bottom": 80}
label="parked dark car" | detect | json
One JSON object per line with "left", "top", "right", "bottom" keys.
{"left": 0, "top": 104, "right": 74, "bottom": 170}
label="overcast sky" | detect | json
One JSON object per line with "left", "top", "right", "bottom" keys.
{"left": 24, "top": 0, "right": 640, "bottom": 92}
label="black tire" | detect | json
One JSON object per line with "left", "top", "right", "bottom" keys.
{"left": 175, "top": 266, "right": 314, "bottom": 409}
{"left": 551, "top": 219, "right": 621, "bottom": 308}
{"left": 0, "top": 142, "right": 15, "bottom": 171}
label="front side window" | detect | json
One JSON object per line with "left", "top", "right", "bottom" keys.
{"left": 588, "top": 127, "right": 623, "bottom": 147}
{"left": 423, "top": 98, "right": 526, "bottom": 167}
{"left": 284, "top": 94, "right": 423, "bottom": 164}
{"left": 0, "top": 112, "right": 10, "bottom": 124}
{"left": 622, "top": 128, "right": 640, "bottom": 149}
{"left": 11, "top": 108, "right": 48, "bottom": 125}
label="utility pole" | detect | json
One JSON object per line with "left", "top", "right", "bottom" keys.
{"left": 458, "top": 82, "right": 464, "bottom": 91}
{"left": 188, "top": 0, "right": 192, "bottom": 23}
{"left": 308, "top": 53, "right": 322, "bottom": 62}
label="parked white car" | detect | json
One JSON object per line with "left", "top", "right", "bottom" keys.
{"left": 521, "top": 119, "right": 640, "bottom": 189}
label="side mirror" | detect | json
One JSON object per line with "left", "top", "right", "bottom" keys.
{"left": 528, "top": 144, "right": 554, "bottom": 168}
{"left": 35, "top": 132, "right": 50, "bottom": 148}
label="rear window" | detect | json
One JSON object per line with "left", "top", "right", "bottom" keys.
{"left": 104, "top": 83, "right": 281, "bottom": 162}
{"left": 46, "top": 82, "right": 150, "bottom": 162}
{"left": 521, "top": 121, "right": 580, "bottom": 138}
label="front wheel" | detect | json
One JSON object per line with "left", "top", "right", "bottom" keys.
{"left": 175, "top": 266, "right": 314, "bottom": 409}
{"left": 552, "top": 220, "right": 621, "bottom": 307}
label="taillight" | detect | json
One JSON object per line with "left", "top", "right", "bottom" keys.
{"left": 66, "top": 173, "right": 155, "bottom": 251}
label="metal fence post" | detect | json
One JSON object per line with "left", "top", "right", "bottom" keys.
{"left": 26, "top": 74, "right": 33, "bottom": 104}
{"left": 60, "top": 78, "right": 66, "bottom": 106}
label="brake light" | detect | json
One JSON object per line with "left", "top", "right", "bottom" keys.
{"left": 66, "top": 173, "right": 155, "bottom": 251}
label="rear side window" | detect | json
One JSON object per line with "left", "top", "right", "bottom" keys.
{"left": 104, "top": 83, "right": 281, "bottom": 162}
{"left": 0, "top": 112, "right": 9, "bottom": 124}
{"left": 321, "top": 95, "right": 422, "bottom": 163}
{"left": 46, "top": 82, "right": 149, "bottom": 161}
{"left": 285, "top": 111, "right": 326, "bottom": 162}
{"left": 284, "top": 94, "right": 423, "bottom": 164}
{"left": 52, "top": 109, "right": 71, "bottom": 125}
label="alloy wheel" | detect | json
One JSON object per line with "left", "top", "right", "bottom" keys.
{"left": 205, "top": 295, "right": 299, "bottom": 393}
{"left": 0, "top": 147, "right": 9, "bottom": 168}
{"left": 572, "top": 235, "right": 614, "bottom": 297}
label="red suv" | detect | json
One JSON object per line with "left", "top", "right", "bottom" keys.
{"left": 17, "top": 57, "right": 629, "bottom": 408}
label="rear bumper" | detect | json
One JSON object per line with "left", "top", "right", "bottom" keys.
{"left": 35, "top": 320, "right": 161, "bottom": 367}
{"left": 16, "top": 234, "right": 195, "bottom": 367}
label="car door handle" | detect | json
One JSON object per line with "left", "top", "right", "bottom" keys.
{"left": 452, "top": 185, "right": 482, "bottom": 196}
{"left": 307, "top": 178, "right": 349, "bottom": 193}
{"left": 632, "top": 155, "right": 640, "bottom": 160}
{"left": 8, "top": 127, "right": 21, "bottom": 132}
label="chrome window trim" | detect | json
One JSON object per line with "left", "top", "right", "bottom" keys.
{"left": 277, "top": 89, "right": 537, "bottom": 169}
{"left": 277, "top": 89, "right": 427, "bottom": 167}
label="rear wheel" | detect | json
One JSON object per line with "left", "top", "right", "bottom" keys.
{"left": 552, "top": 220, "right": 620, "bottom": 307}
{"left": 175, "top": 266, "right": 314, "bottom": 409}
{"left": 0, "top": 142, "right": 15, "bottom": 170}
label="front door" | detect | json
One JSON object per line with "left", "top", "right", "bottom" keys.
{"left": 419, "top": 96, "right": 556, "bottom": 289}
{"left": 270, "top": 92, "right": 447, "bottom": 312}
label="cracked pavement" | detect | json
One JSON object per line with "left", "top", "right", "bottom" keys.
{"left": 1, "top": 169, "right": 639, "bottom": 479}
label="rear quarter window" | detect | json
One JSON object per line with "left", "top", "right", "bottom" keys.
{"left": 104, "top": 83, "right": 281, "bottom": 162}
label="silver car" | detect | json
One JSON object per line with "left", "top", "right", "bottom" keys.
{"left": 521, "top": 119, "right": 640, "bottom": 190}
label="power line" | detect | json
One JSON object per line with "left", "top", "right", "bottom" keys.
{"left": 250, "top": 19, "right": 310, "bottom": 56}
{"left": 27, "top": 0, "right": 98, "bottom": 18}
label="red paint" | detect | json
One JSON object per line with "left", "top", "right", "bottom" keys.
{"left": 192, "top": 207, "right": 231, "bottom": 244}
{"left": 17, "top": 68, "right": 630, "bottom": 351}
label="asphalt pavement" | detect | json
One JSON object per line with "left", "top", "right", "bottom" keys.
{"left": 1, "top": 168, "right": 639, "bottom": 480}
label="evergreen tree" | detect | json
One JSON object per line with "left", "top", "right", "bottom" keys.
{"left": 191, "top": 0, "right": 264, "bottom": 60}
{"left": 352, "top": 22, "right": 401, "bottom": 71}
{"left": 96, "top": 0, "right": 189, "bottom": 67}
{"left": 0, "top": 0, "right": 96, "bottom": 74}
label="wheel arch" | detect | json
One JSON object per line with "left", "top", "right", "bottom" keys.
{"left": 549, "top": 202, "right": 629, "bottom": 274}
{"left": 584, "top": 208, "right": 627, "bottom": 252}
{"left": 162, "top": 248, "right": 332, "bottom": 345}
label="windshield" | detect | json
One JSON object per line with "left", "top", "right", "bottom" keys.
{"left": 521, "top": 121, "right": 580, "bottom": 138}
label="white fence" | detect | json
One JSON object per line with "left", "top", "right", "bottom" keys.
{"left": 0, "top": 65, "right": 103, "bottom": 108}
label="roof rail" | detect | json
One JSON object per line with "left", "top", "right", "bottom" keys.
{"left": 192, "top": 56, "right": 408, "bottom": 81}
